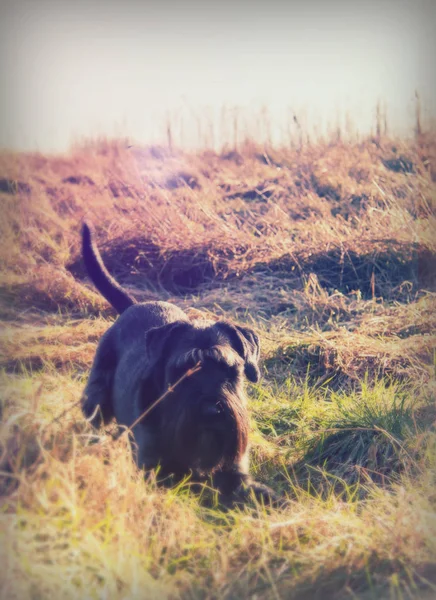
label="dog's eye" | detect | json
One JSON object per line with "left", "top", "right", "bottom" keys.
{"left": 201, "top": 400, "right": 223, "bottom": 419}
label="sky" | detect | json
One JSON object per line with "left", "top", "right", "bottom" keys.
{"left": 0, "top": 0, "right": 435, "bottom": 152}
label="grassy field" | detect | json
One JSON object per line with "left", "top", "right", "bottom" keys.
{"left": 0, "top": 129, "right": 435, "bottom": 599}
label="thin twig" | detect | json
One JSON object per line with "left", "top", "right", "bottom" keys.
{"left": 44, "top": 363, "right": 202, "bottom": 441}
{"left": 45, "top": 398, "right": 83, "bottom": 429}
{"left": 112, "top": 361, "right": 202, "bottom": 441}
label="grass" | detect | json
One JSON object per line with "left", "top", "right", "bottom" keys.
{"left": 0, "top": 122, "right": 435, "bottom": 599}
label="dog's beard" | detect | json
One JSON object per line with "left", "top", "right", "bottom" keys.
{"left": 169, "top": 410, "right": 230, "bottom": 472}
{"left": 160, "top": 393, "right": 249, "bottom": 474}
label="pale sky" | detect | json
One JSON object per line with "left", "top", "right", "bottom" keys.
{"left": 0, "top": 0, "right": 435, "bottom": 152}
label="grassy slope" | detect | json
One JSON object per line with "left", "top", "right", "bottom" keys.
{"left": 0, "top": 133, "right": 435, "bottom": 599}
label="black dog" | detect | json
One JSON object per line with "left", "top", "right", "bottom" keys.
{"left": 81, "top": 223, "right": 275, "bottom": 504}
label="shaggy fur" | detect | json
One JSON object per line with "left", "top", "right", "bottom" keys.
{"left": 81, "top": 223, "right": 275, "bottom": 504}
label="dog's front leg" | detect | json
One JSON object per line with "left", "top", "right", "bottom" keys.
{"left": 212, "top": 455, "right": 278, "bottom": 506}
{"left": 130, "top": 424, "right": 160, "bottom": 472}
{"left": 82, "top": 334, "right": 116, "bottom": 428}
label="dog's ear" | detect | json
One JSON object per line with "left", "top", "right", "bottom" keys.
{"left": 235, "top": 325, "right": 261, "bottom": 382}
{"left": 215, "top": 322, "right": 261, "bottom": 383}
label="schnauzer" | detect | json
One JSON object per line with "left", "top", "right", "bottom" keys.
{"left": 81, "top": 223, "right": 276, "bottom": 504}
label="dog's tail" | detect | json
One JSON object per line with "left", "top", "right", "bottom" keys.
{"left": 82, "top": 222, "right": 136, "bottom": 314}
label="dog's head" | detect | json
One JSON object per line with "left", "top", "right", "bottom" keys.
{"left": 139, "top": 320, "right": 261, "bottom": 473}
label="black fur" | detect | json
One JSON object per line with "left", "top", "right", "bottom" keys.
{"left": 81, "top": 223, "right": 275, "bottom": 504}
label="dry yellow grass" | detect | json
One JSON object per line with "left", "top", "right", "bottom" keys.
{"left": 0, "top": 127, "right": 435, "bottom": 599}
